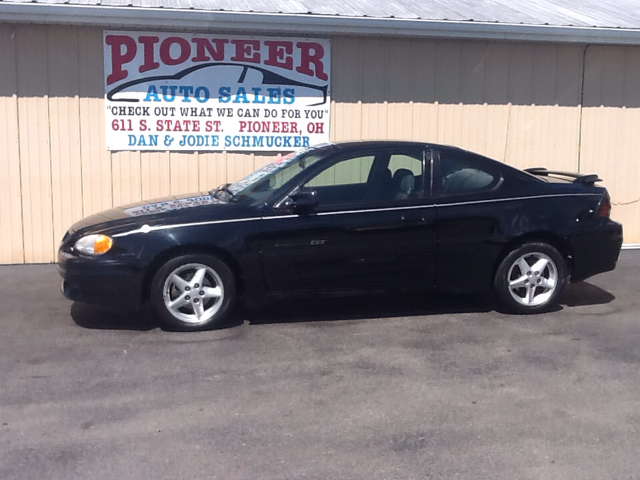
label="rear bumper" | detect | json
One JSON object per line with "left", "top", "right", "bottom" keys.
{"left": 570, "top": 221, "right": 623, "bottom": 282}
{"left": 58, "top": 251, "right": 145, "bottom": 310}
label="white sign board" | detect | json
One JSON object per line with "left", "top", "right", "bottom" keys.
{"left": 103, "top": 31, "right": 331, "bottom": 151}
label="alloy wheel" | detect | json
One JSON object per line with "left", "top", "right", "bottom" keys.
{"left": 506, "top": 252, "right": 558, "bottom": 307}
{"left": 162, "top": 263, "right": 224, "bottom": 325}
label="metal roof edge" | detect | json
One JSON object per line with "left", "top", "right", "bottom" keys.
{"left": 2, "top": 3, "right": 640, "bottom": 45}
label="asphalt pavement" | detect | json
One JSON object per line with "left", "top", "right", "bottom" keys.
{"left": 1, "top": 251, "right": 639, "bottom": 480}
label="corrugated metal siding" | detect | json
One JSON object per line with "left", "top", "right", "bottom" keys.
{"left": 15, "top": 25, "right": 55, "bottom": 263}
{"left": 581, "top": 45, "right": 640, "bottom": 244}
{"left": 0, "top": 24, "right": 23, "bottom": 264}
{"left": 0, "top": 24, "right": 638, "bottom": 265}
{"left": 330, "top": 37, "right": 583, "bottom": 172}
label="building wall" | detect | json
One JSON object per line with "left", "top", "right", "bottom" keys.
{"left": 0, "top": 23, "right": 638, "bottom": 264}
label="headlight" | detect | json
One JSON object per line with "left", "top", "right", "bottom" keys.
{"left": 74, "top": 234, "right": 113, "bottom": 255}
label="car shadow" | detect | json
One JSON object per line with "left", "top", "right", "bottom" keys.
{"left": 70, "top": 302, "right": 163, "bottom": 331}
{"left": 560, "top": 281, "right": 616, "bottom": 307}
{"left": 246, "top": 281, "right": 615, "bottom": 325}
{"left": 69, "top": 281, "right": 615, "bottom": 331}
{"left": 245, "top": 292, "right": 494, "bottom": 326}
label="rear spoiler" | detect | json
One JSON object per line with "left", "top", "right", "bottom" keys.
{"left": 524, "top": 167, "right": 602, "bottom": 186}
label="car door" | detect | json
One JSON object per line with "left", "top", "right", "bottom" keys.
{"left": 258, "top": 146, "right": 438, "bottom": 294}
{"left": 433, "top": 148, "right": 506, "bottom": 293}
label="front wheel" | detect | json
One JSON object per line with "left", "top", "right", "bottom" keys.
{"left": 150, "top": 254, "right": 236, "bottom": 330}
{"left": 494, "top": 243, "right": 567, "bottom": 314}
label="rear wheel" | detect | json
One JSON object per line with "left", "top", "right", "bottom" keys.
{"left": 150, "top": 254, "right": 236, "bottom": 330}
{"left": 494, "top": 243, "right": 566, "bottom": 314}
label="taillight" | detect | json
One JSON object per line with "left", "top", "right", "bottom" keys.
{"left": 597, "top": 191, "right": 612, "bottom": 218}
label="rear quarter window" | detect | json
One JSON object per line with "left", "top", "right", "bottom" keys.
{"left": 439, "top": 151, "right": 501, "bottom": 195}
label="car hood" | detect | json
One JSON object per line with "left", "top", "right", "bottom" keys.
{"left": 68, "top": 192, "right": 247, "bottom": 235}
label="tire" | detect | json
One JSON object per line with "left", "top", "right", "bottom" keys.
{"left": 150, "top": 253, "right": 236, "bottom": 330}
{"left": 494, "top": 242, "right": 567, "bottom": 314}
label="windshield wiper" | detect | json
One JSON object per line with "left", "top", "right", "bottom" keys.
{"left": 209, "top": 183, "right": 234, "bottom": 200}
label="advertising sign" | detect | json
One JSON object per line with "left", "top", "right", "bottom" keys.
{"left": 103, "top": 31, "right": 331, "bottom": 151}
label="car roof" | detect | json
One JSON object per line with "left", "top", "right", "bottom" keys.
{"left": 322, "top": 140, "right": 485, "bottom": 154}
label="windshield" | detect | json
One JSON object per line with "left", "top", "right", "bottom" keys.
{"left": 225, "top": 147, "right": 328, "bottom": 203}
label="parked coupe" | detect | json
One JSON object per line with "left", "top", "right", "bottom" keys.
{"left": 58, "top": 141, "right": 623, "bottom": 329}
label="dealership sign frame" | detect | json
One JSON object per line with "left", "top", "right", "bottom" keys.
{"left": 103, "top": 31, "right": 331, "bottom": 152}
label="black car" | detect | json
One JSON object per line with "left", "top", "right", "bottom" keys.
{"left": 58, "top": 141, "right": 623, "bottom": 330}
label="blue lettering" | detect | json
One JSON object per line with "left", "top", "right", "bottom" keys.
{"left": 219, "top": 87, "right": 231, "bottom": 103}
{"left": 179, "top": 85, "right": 194, "bottom": 102}
{"left": 267, "top": 87, "right": 281, "bottom": 104}
{"left": 283, "top": 88, "right": 295, "bottom": 104}
{"left": 195, "top": 86, "right": 210, "bottom": 103}
{"left": 144, "top": 85, "right": 160, "bottom": 102}
{"left": 160, "top": 85, "right": 177, "bottom": 102}
{"left": 252, "top": 87, "right": 266, "bottom": 104}
{"left": 233, "top": 87, "right": 250, "bottom": 104}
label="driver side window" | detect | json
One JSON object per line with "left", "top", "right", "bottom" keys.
{"left": 301, "top": 155, "right": 376, "bottom": 208}
{"left": 306, "top": 156, "right": 375, "bottom": 188}
{"left": 302, "top": 150, "right": 424, "bottom": 210}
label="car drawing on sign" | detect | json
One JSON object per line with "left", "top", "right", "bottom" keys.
{"left": 58, "top": 141, "right": 623, "bottom": 330}
{"left": 107, "top": 63, "right": 329, "bottom": 106}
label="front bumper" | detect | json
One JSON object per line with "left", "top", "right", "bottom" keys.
{"left": 58, "top": 250, "right": 145, "bottom": 310}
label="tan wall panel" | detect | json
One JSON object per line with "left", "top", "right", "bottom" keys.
{"left": 0, "top": 25, "right": 24, "bottom": 264}
{"left": 47, "top": 26, "right": 84, "bottom": 248}
{"left": 77, "top": 28, "right": 112, "bottom": 217}
{"left": 112, "top": 151, "right": 142, "bottom": 205}
{"left": 15, "top": 26, "right": 55, "bottom": 263}
{"left": 331, "top": 38, "right": 582, "bottom": 172}
{"left": 141, "top": 152, "right": 171, "bottom": 200}
{"left": 225, "top": 152, "right": 258, "bottom": 183}
{"left": 410, "top": 40, "right": 439, "bottom": 143}
{"left": 198, "top": 152, "right": 227, "bottom": 192}
{"left": 331, "top": 37, "right": 363, "bottom": 141}
{"left": 581, "top": 46, "right": 640, "bottom": 243}
{"left": 361, "top": 38, "right": 389, "bottom": 140}
{"left": 169, "top": 152, "right": 200, "bottom": 195}
{"left": 386, "top": 39, "right": 414, "bottom": 140}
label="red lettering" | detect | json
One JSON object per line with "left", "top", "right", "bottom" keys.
{"left": 191, "top": 38, "right": 228, "bottom": 62}
{"left": 238, "top": 121, "right": 299, "bottom": 133}
{"left": 205, "top": 120, "right": 222, "bottom": 132}
{"left": 264, "top": 41, "right": 293, "bottom": 70}
{"left": 296, "top": 42, "right": 328, "bottom": 80}
{"left": 156, "top": 119, "right": 201, "bottom": 132}
{"left": 160, "top": 37, "right": 191, "bottom": 66}
{"left": 230, "top": 40, "right": 261, "bottom": 64}
{"left": 106, "top": 35, "right": 137, "bottom": 85}
{"left": 138, "top": 36, "right": 160, "bottom": 73}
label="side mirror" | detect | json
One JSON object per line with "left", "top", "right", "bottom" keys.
{"left": 286, "top": 188, "right": 318, "bottom": 213}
